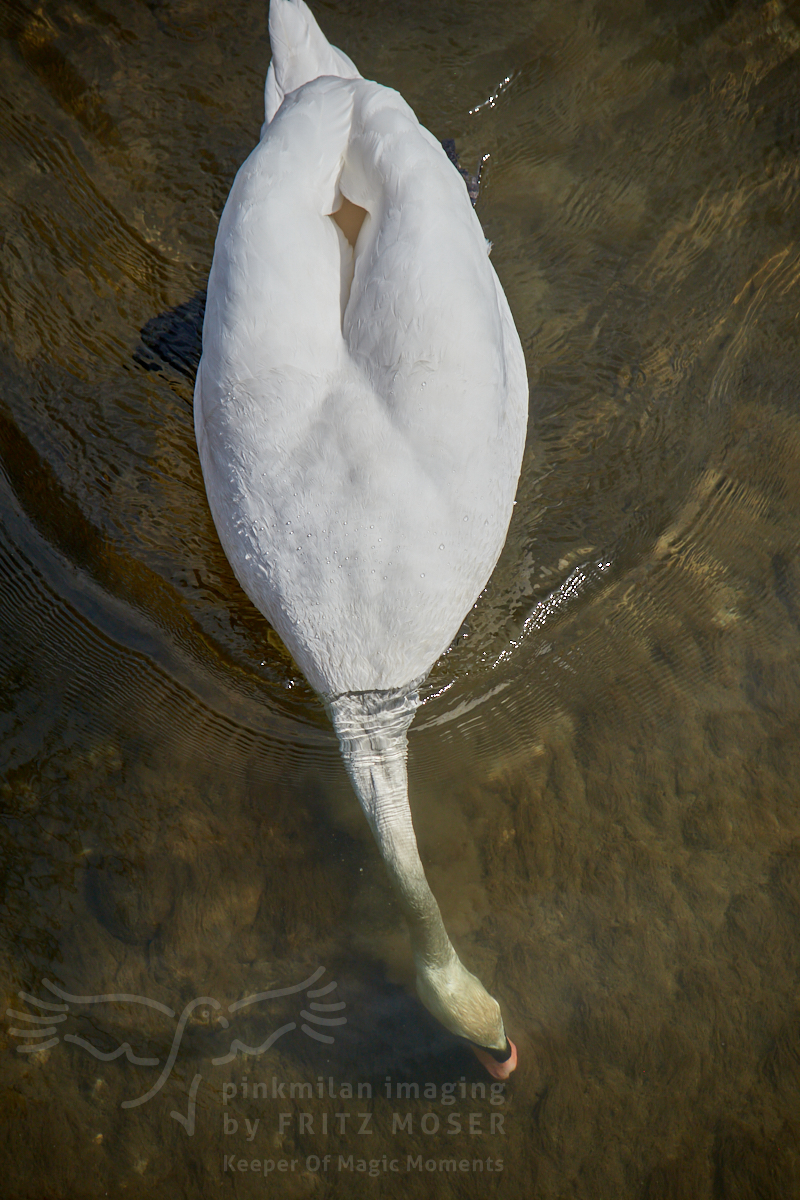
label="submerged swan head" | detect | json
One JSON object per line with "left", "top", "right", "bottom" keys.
{"left": 415, "top": 955, "right": 518, "bottom": 1080}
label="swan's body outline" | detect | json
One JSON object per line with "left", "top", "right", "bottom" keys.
{"left": 195, "top": 0, "right": 527, "bottom": 1074}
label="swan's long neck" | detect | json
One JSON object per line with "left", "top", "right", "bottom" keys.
{"left": 328, "top": 687, "right": 454, "bottom": 969}
{"left": 327, "top": 689, "right": 508, "bottom": 1054}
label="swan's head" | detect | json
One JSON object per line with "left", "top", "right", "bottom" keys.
{"left": 415, "top": 954, "right": 518, "bottom": 1080}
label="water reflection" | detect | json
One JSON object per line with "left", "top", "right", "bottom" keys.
{"left": 2, "top": 0, "right": 800, "bottom": 1196}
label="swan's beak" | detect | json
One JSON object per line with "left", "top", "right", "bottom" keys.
{"left": 472, "top": 1038, "right": 518, "bottom": 1080}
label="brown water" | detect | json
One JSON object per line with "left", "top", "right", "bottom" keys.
{"left": 2, "top": 0, "right": 800, "bottom": 1196}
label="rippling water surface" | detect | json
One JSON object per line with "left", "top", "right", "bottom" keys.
{"left": 2, "top": 1, "right": 800, "bottom": 1196}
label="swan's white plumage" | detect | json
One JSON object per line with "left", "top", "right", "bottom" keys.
{"left": 263, "top": 0, "right": 360, "bottom": 128}
{"left": 195, "top": 0, "right": 526, "bottom": 1064}
{"left": 196, "top": 67, "right": 527, "bottom": 695}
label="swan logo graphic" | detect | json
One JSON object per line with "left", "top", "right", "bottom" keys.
{"left": 6, "top": 966, "right": 345, "bottom": 1135}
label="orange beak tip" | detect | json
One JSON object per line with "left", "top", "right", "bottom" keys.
{"left": 472, "top": 1037, "right": 518, "bottom": 1080}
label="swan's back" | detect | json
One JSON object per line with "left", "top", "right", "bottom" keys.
{"left": 195, "top": 1, "right": 528, "bottom": 696}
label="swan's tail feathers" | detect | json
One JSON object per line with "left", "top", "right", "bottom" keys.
{"left": 264, "top": 0, "right": 361, "bottom": 127}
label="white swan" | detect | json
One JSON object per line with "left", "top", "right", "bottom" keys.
{"left": 194, "top": 0, "right": 527, "bottom": 1077}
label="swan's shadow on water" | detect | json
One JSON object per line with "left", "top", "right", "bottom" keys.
{"left": 135, "top": 289, "right": 206, "bottom": 383}
{"left": 289, "top": 961, "right": 503, "bottom": 1084}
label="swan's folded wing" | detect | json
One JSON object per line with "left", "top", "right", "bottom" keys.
{"left": 343, "top": 83, "right": 522, "bottom": 490}
{"left": 200, "top": 78, "right": 353, "bottom": 399}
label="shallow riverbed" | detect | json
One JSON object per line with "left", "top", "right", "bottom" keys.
{"left": 2, "top": 1, "right": 800, "bottom": 1197}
